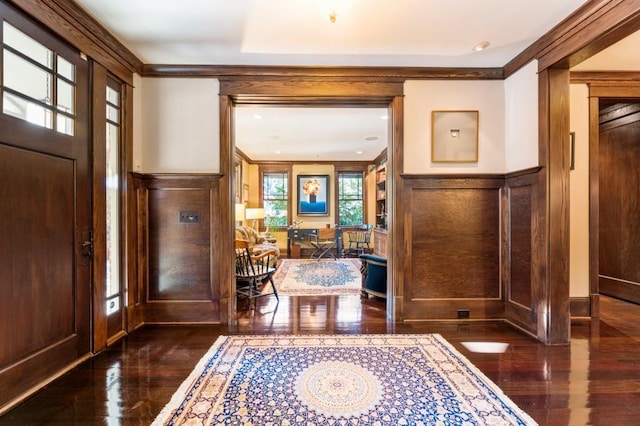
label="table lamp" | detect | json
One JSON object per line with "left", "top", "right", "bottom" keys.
{"left": 245, "top": 207, "right": 265, "bottom": 232}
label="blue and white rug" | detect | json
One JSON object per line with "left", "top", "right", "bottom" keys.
{"left": 152, "top": 334, "right": 537, "bottom": 425}
{"left": 273, "top": 259, "right": 362, "bottom": 295}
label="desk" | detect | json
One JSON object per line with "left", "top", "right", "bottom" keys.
{"left": 287, "top": 228, "right": 343, "bottom": 258}
{"left": 287, "top": 228, "right": 318, "bottom": 258}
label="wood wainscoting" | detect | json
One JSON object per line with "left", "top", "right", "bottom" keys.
{"left": 132, "top": 173, "right": 225, "bottom": 324}
{"left": 401, "top": 168, "right": 542, "bottom": 328}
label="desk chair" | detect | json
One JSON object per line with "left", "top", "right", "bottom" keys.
{"left": 345, "top": 224, "right": 373, "bottom": 257}
{"left": 235, "top": 240, "right": 279, "bottom": 308}
{"left": 309, "top": 228, "right": 337, "bottom": 260}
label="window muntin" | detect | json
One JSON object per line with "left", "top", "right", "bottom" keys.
{"left": 337, "top": 172, "right": 364, "bottom": 226}
{"left": 2, "top": 22, "right": 76, "bottom": 135}
{"left": 263, "top": 172, "right": 289, "bottom": 228}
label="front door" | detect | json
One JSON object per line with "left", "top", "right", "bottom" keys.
{"left": 0, "top": 3, "right": 91, "bottom": 409}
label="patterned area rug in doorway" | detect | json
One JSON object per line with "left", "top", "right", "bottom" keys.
{"left": 152, "top": 334, "right": 537, "bottom": 425}
{"left": 272, "top": 259, "right": 362, "bottom": 296}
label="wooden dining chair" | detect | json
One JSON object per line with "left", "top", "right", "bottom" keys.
{"left": 235, "top": 239, "right": 279, "bottom": 307}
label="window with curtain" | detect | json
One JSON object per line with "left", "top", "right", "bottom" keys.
{"left": 337, "top": 172, "right": 364, "bottom": 225}
{"left": 262, "top": 171, "right": 289, "bottom": 228}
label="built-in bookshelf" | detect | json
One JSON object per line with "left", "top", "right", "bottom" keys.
{"left": 375, "top": 162, "right": 387, "bottom": 230}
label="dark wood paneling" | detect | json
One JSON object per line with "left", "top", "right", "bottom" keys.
{"left": 148, "top": 188, "right": 212, "bottom": 300}
{"left": 132, "top": 174, "right": 224, "bottom": 324}
{"left": 509, "top": 185, "right": 533, "bottom": 307}
{"left": 599, "top": 108, "right": 640, "bottom": 303}
{"left": 504, "top": 170, "right": 539, "bottom": 334}
{"left": 402, "top": 176, "right": 503, "bottom": 320}
{"left": 220, "top": 78, "right": 404, "bottom": 98}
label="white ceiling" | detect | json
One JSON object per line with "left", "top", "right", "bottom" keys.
{"left": 235, "top": 107, "right": 389, "bottom": 162}
{"left": 74, "top": 0, "right": 589, "bottom": 68}
{"left": 72, "top": 0, "right": 639, "bottom": 161}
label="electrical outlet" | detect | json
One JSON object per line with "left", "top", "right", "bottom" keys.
{"left": 179, "top": 211, "right": 200, "bottom": 223}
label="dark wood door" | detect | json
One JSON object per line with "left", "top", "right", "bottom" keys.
{"left": 0, "top": 3, "right": 91, "bottom": 410}
{"left": 599, "top": 102, "right": 640, "bottom": 303}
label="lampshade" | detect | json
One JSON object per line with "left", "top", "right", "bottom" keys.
{"left": 235, "top": 203, "right": 245, "bottom": 221}
{"left": 245, "top": 208, "right": 265, "bottom": 220}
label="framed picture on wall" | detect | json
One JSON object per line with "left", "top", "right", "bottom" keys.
{"left": 297, "top": 175, "right": 329, "bottom": 216}
{"left": 431, "top": 110, "right": 479, "bottom": 162}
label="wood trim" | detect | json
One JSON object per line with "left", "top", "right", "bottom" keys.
{"left": 142, "top": 64, "right": 503, "bottom": 80}
{"left": 570, "top": 297, "right": 592, "bottom": 317}
{"left": 543, "top": 68, "right": 571, "bottom": 344}
{"left": 504, "top": 0, "right": 640, "bottom": 76}
{"left": 7, "top": 0, "right": 140, "bottom": 83}
{"left": 571, "top": 71, "right": 640, "bottom": 84}
{"left": 589, "top": 84, "right": 640, "bottom": 98}
{"left": 91, "top": 63, "right": 108, "bottom": 353}
{"left": 589, "top": 95, "right": 601, "bottom": 315}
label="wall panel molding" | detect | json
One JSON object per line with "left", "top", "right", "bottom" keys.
{"left": 131, "top": 173, "right": 225, "bottom": 324}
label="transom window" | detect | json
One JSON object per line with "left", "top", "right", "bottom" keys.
{"left": 337, "top": 172, "right": 364, "bottom": 225}
{"left": 2, "top": 21, "right": 76, "bottom": 135}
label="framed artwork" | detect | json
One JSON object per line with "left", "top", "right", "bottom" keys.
{"left": 431, "top": 110, "right": 479, "bottom": 162}
{"left": 234, "top": 159, "right": 243, "bottom": 202}
{"left": 242, "top": 184, "right": 249, "bottom": 204}
{"left": 297, "top": 175, "right": 329, "bottom": 216}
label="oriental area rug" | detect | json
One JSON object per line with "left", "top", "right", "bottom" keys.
{"left": 272, "top": 259, "right": 362, "bottom": 296}
{"left": 152, "top": 334, "right": 537, "bottom": 426}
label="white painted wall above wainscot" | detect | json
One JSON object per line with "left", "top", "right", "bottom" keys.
{"left": 404, "top": 80, "right": 506, "bottom": 174}
{"left": 139, "top": 78, "right": 220, "bottom": 173}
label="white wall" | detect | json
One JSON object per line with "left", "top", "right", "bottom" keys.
{"left": 504, "top": 61, "right": 539, "bottom": 172}
{"left": 569, "top": 84, "right": 590, "bottom": 297}
{"left": 140, "top": 78, "right": 220, "bottom": 173}
{"left": 132, "top": 73, "right": 143, "bottom": 172}
{"left": 404, "top": 80, "right": 506, "bottom": 173}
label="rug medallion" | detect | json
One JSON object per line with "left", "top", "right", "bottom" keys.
{"left": 152, "top": 334, "right": 537, "bottom": 425}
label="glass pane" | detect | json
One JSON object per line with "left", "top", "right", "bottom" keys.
{"left": 57, "top": 56, "right": 74, "bottom": 81}
{"left": 106, "top": 86, "right": 119, "bottom": 106}
{"left": 339, "top": 200, "right": 364, "bottom": 226}
{"left": 3, "top": 92, "right": 52, "bottom": 128}
{"left": 264, "top": 200, "right": 288, "bottom": 227}
{"left": 56, "top": 114, "right": 74, "bottom": 135}
{"left": 57, "top": 78, "right": 74, "bottom": 113}
{"left": 106, "top": 104, "right": 119, "bottom": 124}
{"left": 106, "top": 122, "right": 120, "bottom": 299}
{"left": 3, "top": 22, "right": 53, "bottom": 68}
{"left": 4, "top": 49, "right": 52, "bottom": 104}
{"left": 339, "top": 175, "right": 362, "bottom": 199}
{"left": 264, "top": 173, "right": 287, "bottom": 200}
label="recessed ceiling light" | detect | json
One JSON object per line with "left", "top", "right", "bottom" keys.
{"left": 365, "top": 136, "right": 379, "bottom": 141}
{"left": 473, "top": 41, "right": 490, "bottom": 52}
{"left": 275, "top": 150, "right": 281, "bottom": 154}
{"left": 356, "top": 150, "right": 363, "bottom": 154}
{"left": 253, "top": 114, "right": 263, "bottom": 119}
{"left": 380, "top": 115, "right": 389, "bottom": 120}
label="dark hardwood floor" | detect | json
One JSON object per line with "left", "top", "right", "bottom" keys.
{"left": 1, "top": 295, "right": 640, "bottom": 425}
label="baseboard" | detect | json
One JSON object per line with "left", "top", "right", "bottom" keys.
{"left": 570, "top": 297, "right": 591, "bottom": 318}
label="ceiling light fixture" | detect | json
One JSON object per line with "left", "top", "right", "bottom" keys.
{"left": 473, "top": 41, "right": 490, "bottom": 52}
{"left": 329, "top": 11, "right": 337, "bottom": 23}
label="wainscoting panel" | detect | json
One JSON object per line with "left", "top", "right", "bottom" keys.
{"left": 132, "top": 174, "right": 223, "bottom": 324}
{"left": 402, "top": 176, "right": 504, "bottom": 320}
{"left": 504, "top": 170, "right": 539, "bottom": 334}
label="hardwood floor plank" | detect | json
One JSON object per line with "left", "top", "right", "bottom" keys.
{"left": 2, "top": 295, "right": 640, "bottom": 425}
